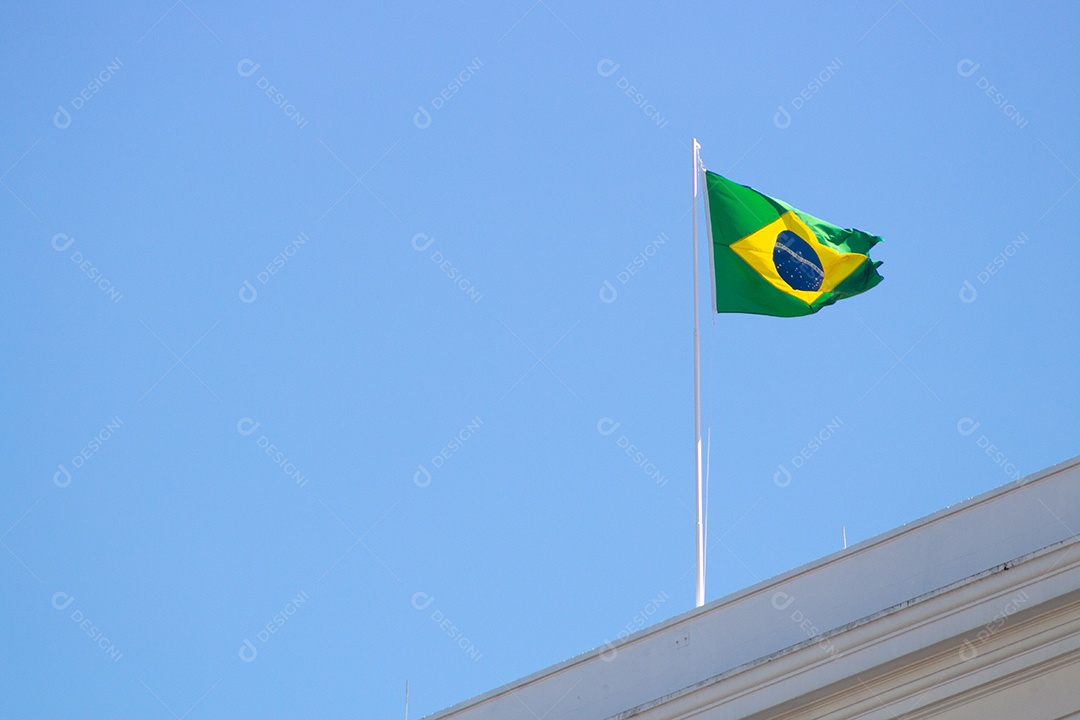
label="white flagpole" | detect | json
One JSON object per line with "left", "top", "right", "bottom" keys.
{"left": 692, "top": 139, "right": 705, "bottom": 608}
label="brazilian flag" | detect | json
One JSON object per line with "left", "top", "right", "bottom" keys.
{"left": 705, "top": 171, "right": 884, "bottom": 317}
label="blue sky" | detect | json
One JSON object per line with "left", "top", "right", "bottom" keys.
{"left": 3, "top": 1, "right": 1078, "bottom": 717}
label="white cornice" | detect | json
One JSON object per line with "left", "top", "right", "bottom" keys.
{"left": 425, "top": 454, "right": 1080, "bottom": 720}
{"left": 611, "top": 536, "right": 1080, "bottom": 720}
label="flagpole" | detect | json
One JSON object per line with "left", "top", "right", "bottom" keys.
{"left": 692, "top": 138, "right": 705, "bottom": 608}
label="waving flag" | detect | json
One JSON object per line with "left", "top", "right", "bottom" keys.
{"left": 704, "top": 171, "right": 884, "bottom": 317}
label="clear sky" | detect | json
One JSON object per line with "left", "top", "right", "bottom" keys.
{"left": 3, "top": 1, "right": 1078, "bottom": 717}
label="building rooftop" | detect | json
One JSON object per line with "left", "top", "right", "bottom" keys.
{"left": 426, "top": 453, "right": 1080, "bottom": 720}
